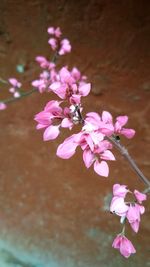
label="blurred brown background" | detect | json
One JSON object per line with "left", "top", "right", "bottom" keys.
{"left": 0, "top": 1, "right": 150, "bottom": 266}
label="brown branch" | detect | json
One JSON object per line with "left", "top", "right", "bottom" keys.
{"left": 106, "top": 136, "right": 150, "bottom": 189}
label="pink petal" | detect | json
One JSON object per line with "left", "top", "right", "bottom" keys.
{"left": 94, "top": 160, "right": 109, "bottom": 177}
{"left": 43, "top": 125, "right": 60, "bottom": 141}
{"left": 61, "top": 118, "right": 73, "bottom": 129}
{"left": 54, "top": 27, "right": 62, "bottom": 37}
{"left": 116, "top": 116, "right": 128, "bottom": 127}
{"left": 79, "top": 83, "right": 91, "bottom": 96}
{"left": 130, "top": 221, "right": 140, "bottom": 233}
{"left": 100, "top": 150, "right": 115, "bottom": 161}
{"left": 83, "top": 149, "right": 94, "bottom": 168}
{"left": 8, "top": 78, "right": 18, "bottom": 87}
{"left": 113, "top": 184, "right": 128, "bottom": 198}
{"left": 110, "top": 196, "right": 129, "bottom": 216}
{"left": 120, "top": 236, "right": 136, "bottom": 258}
{"left": 56, "top": 135, "right": 78, "bottom": 159}
{"left": 120, "top": 128, "right": 135, "bottom": 139}
{"left": 112, "top": 235, "right": 121, "bottom": 249}
{"left": 134, "top": 189, "right": 147, "bottom": 203}
{"left": 102, "top": 111, "right": 113, "bottom": 124}
{"left": 49, "top": 82, "right": 67, "bottom": 99}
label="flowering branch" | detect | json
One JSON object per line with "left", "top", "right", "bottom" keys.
{"left": 1, "top": 26, "right": 149, "bottom": 258}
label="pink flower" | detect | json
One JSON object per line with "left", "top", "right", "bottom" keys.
{"left": 112, "top": 234, "right": 136, "bottom": 258}
{"left": 134, "top": 189, "right": 147, "bottom": 204}
{"left": 47, "top": 26, "right": 62, "bottom": 37}
{"left": 113, "top": 184, "right": 129, "bottom": 198}
{"left": 14, "top": 91, "right": 21, "bottom": 98}
{"left": 114, "top": 116, "right": 135, "bottom": 139}
{"left": 54, "top": 27, "right": 62, "bottom": 38}
{"left": 8, "top": 78, "right": 22, "bottom": 88}
{"left": 85, "top": 111, "right": 135, "bottom": 139}
{"left": 110, "top": 196, "right": 129, "bottom": 217}
{"left": 0, "top": 102, "right": 7, "bottom": 110}
{"left": 49, "top": 66, "right": 91, "bottom": 103}
{"left": 47, "top": 27, "right": 55, "bottom": 35}
{"left": 48, "top": 38, "right": 57, "bottom": 50}
{"left": 57, "top": 127, "right": 115, "bottom": 177}
{"left": 32, "top": 66, "right": 57, "bottom": 93}
{"left": 126, "top": 203, "right": 145, "bottom": 233}
{"left": 8, "top": 78, "right": 22, "bottom": 98}
{"left": 34, "top": 100, "right": 74, "bottom": 141}
{"left": 59, "top": 39, "right": 71, "bottom": 55}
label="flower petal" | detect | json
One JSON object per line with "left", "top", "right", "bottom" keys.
{"left": 94, "top": 160, "right": 109, "bottom": 177}
{"left": 43, "top": 125, "right": 60, "bottom": 141}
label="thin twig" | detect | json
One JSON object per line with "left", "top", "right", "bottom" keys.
{"left": 106, "top": 136, "right": 150, "bottom": 188}
{"left": 2, "top": 88, "right": 38, "bottom": 104}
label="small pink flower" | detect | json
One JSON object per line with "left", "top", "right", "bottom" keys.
{"left": 134, "top": 189, "right": 147, "bottom": 204}
{"left": 14, "top": 91, "right": 21, "bottom": 98}
{"left": 126, "top": 203, "right": 145, "bottom": 233}
{"left": 110, "top": 196, "right": 129, "bottom": 217}
{"left": 47, "top": 26, "right": 62, "bottom": 37}
{"left": 8, "top": 78, "right": 21, "bottom": 88}
{"left": 59, "top": 39, "right": 71, "bottom": 55}
{"left": 0, "top": 102, "right": 7, "bottom": 110}
{"left": 112, "top": 234, "right": 136, "bottom": 258}
{"left": 114, "top": 116, "right": 135, "bottom": 139}
{"left": 48, "top": 38, "right": 57, "bottom": 50}
{"left": 35, "top": 100, "right": 74, "bottom": 141}
{"left": 113, "top": 184, "right": 129, "bottom": 198}
{"left": 8, "top": 78, "right": 22, "bottom": 98}
{"left": 54, "top": 27, "right": 62, "bottom": 38}
{"left": 47, "top": 27, "right": 55, "bottom": 35}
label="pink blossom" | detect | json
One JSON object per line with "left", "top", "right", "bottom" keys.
{"left": 34, "top": 100, "right": 74, "bottom": 141}
{"left": 114, "top": 116, "right": 135, "bottom": 139}
{"left": 14, "top": 91, "right": 21, "bottom": 98}
{"left": 54, "top": 27, "right": 62, "bottom": 38}
{"left": 57, "top": 128, "right": 115, "bottom": 177}
{"left": 47, "top": 26, "right": 62, "bottom": 37}
{"left": 48, "top": 38, "right": 57, "bottom": 50}
{"left": 85, "top": 111, "right": 114, "bottom": 136}
{"left": 126, "top": 203, "right": 145, "bottom": 233}
{"left": 85, "top": 111, "right": 135, "bottom": 139}
{"left": 134, "top": 189, "right": 147, "bottom": 204}
{"left": 47, "top": 27, "right": 55, "bottom": 35}
{"left": 32, "top": 67, "right": 57, "bottom": 93}
{"left": 49, "top": 66, "right": 91, "bottom": 103}
{"left": 0, "top": 102, "right": 7, "bottom": 110}
{"left": 8, "top": 78, "right": 22, "bottom": 88}
{"left": 112, "top": 234, "right": 136, "bottom": 258}
{"left": 110, "top": 196, "right": 129, "bottom": 216}
{"left": 112, "top": 184, "right": 129, "bottom": 198}
{"left": 8, "top": 78, "right": 22, "bottom": 98}
{"left": 59, "top": 39, "right": 71, "bottom": 55}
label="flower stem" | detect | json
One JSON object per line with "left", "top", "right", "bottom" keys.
{"left": 2, "top": 88, "right": 38, "bottom": 104}
{"left": 106, "top": 136, "right": 150, "bottom": 188}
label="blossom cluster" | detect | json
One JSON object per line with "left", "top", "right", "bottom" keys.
{"left": 110, "top": 184, "right": 147, "bottom": 257}
{"left": 32, "top": 26, "right": 72, "bottom": 93}
{"left": 0, "top": 78, "right": 22, "bottom": 110}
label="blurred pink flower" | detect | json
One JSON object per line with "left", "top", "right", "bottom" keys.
{"left": 134, "top": 189, "right": 147, "bottom": 204}
{"left": 126, "top": 203, "right": 145, "bottom": 233}
{"left": 0, "top": 102, "right": 7, "bottom": 110}
{"left": 112, "top": 234, "right": 136, "bottom": 258}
